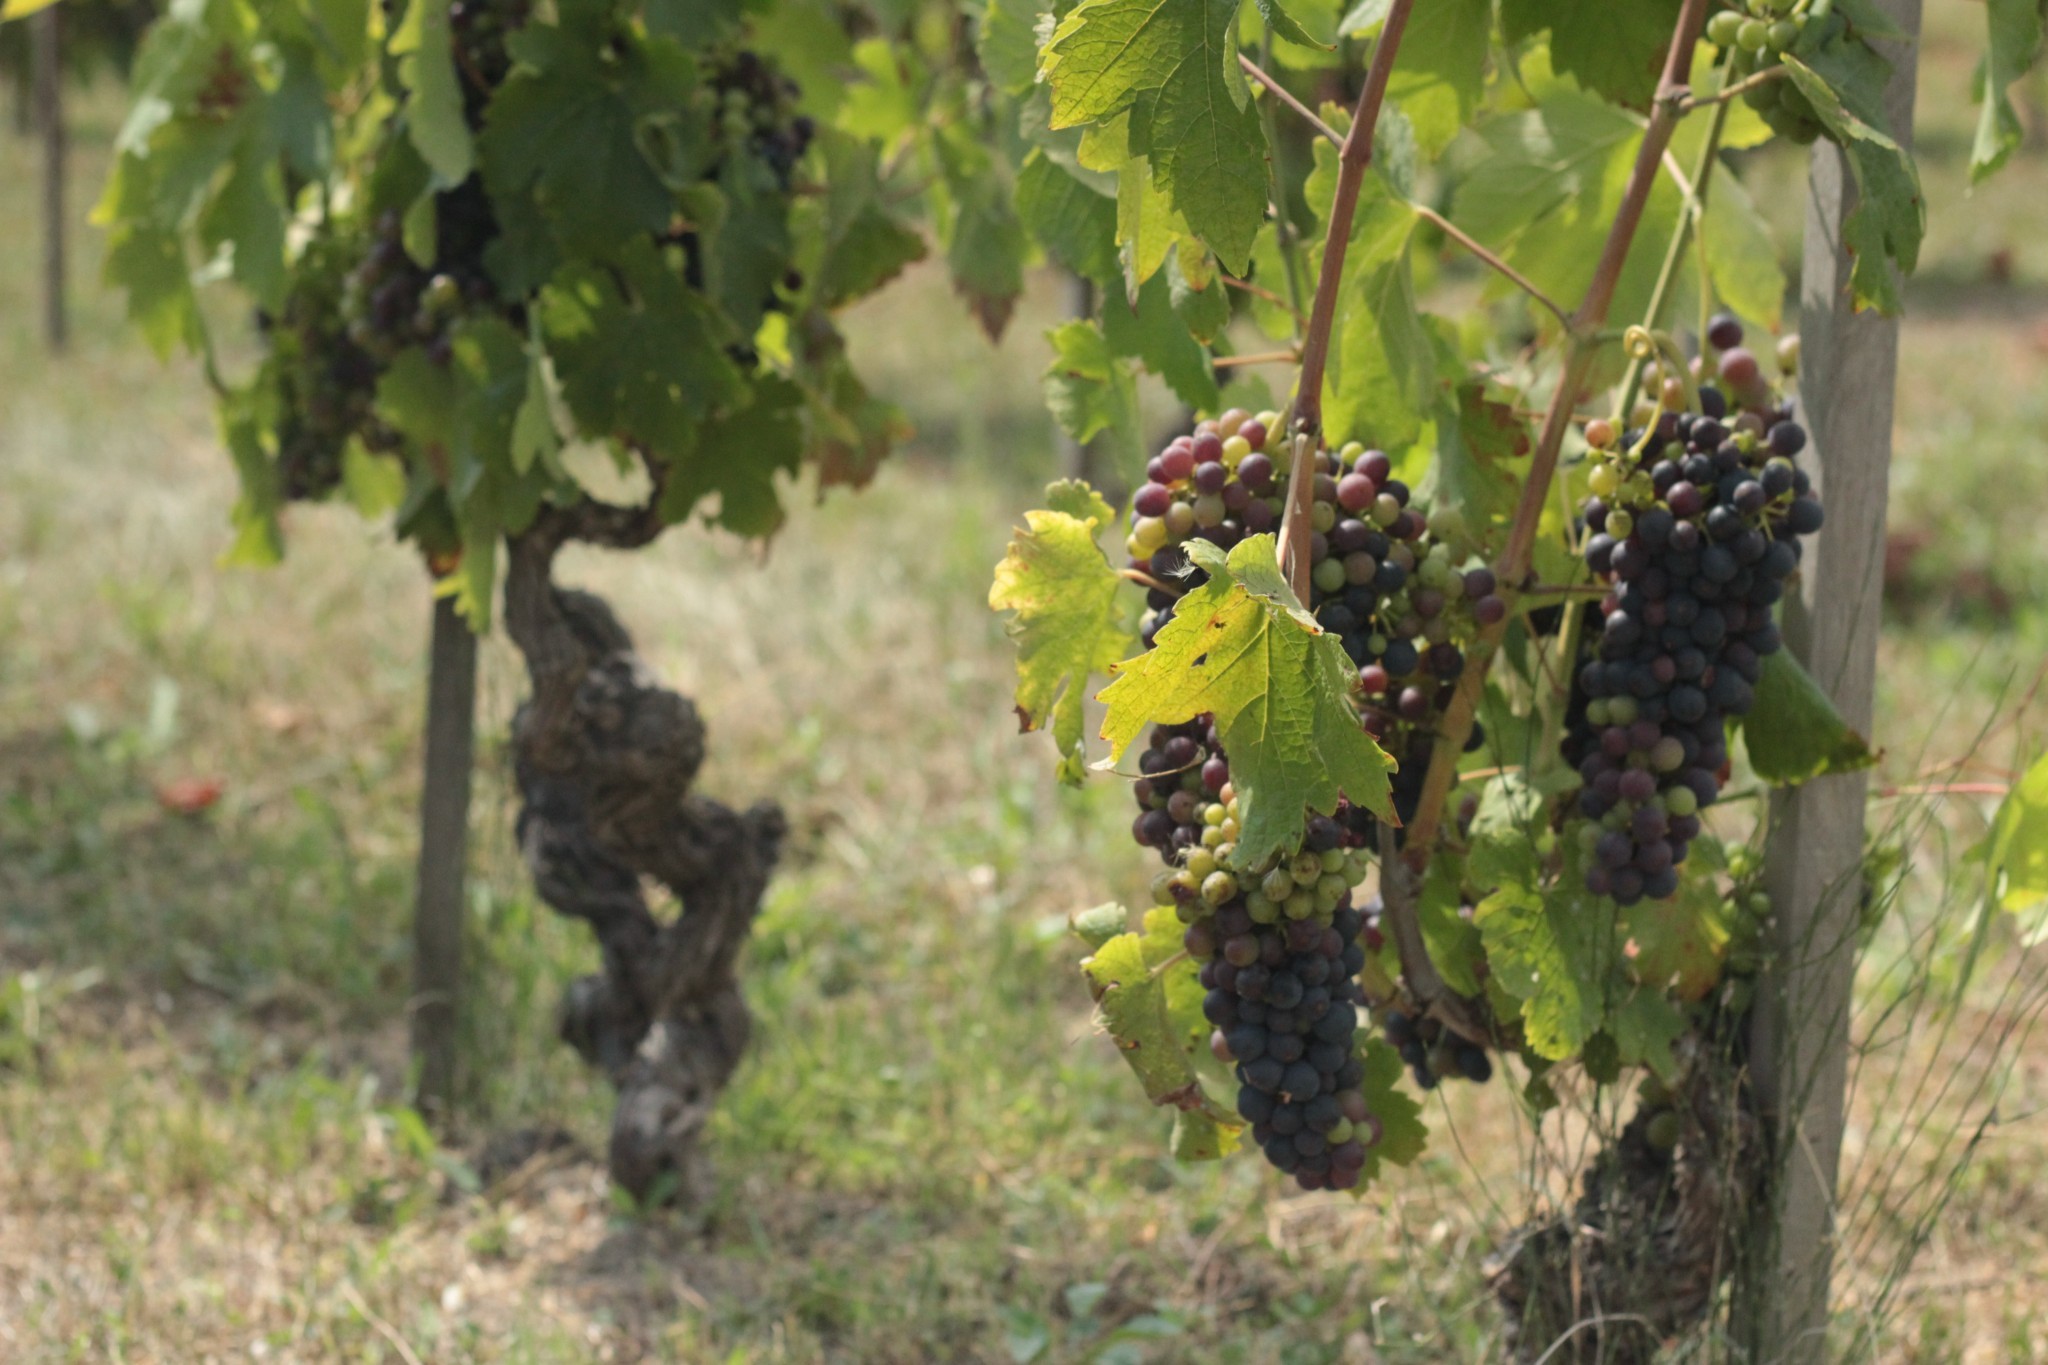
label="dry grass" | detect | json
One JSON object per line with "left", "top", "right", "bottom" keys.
{"left": 6, "top": 8, "right": 2048, "bottom": 1361}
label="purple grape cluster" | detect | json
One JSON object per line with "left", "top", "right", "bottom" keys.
{"left": 1565, "top": 370, "right": 1823, "bottom": 905}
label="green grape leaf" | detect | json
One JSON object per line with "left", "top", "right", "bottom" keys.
{"left": 1736, "top": 649, "right": 1877, "bottom": 786}
{"left": 1341, "top": 0, "right": 1490, "bottom": 154}
{"left": 1043, "top": 320, "right": 1145, "bottom": 481}
{"left": 510, "top": 330, "right": 562, "bottom": 477}
{"left": 1169, "top": 249, "right": 1232, "bottom": 344}
{"left": 220, "top": 391, "right": 284, "bottom": 567}
{"left": 1416, "top": 384, "right": 1531, "bottom": 553}
{"left": 1620, "top": 857, "right": 1733, "bottom": 1002}
{"left": 1611, "top": 985, "right": 1685, "bottom": 1080}
{"left": 1452, "top": 90, "right": 1681, "bottom": 342}
{"left": 1417, "top": 850, "right": 1485, "bottom": 998}
{"left": 1102, "top": 270, "right": 1221, "bottom": 412}
{"left": 1040, "top": 0, "right": 1267, "bottom": 272}
{"left": 940, "top": 130, "right": 1030, "bottom": 341}
{"left": 479, "top": 16, "right": 702, "bottom": 258}
{"left": 1471, "top": 839, "right": 1613, "bottom": 1061}
{"left": 1354, "top": 1037, "right": 1427, "bottom": 1185}
{"left": 803, "top": 130, "right": 930, "bottom": 308}
{"left": 978, "top": 0, "right": 1045, "bottom": 96}
{"left": 1253, "top": 0, "right": 1332, "bottom": 52}
{"left": 1986, "top": 750, "right": 2048, "bottom": 915}
{"left": 1115, "top": 146, "right": 1188, "bottom": 289}
{"left": 1499, "top": 0, "right": 1683, "bottom": 111}
{"left": 990, "top": 484, "right": 1136, "bottom": 784}
{"left": 660, "top": 374, "right": 805, "bottom": 537}
{"left": 1701, "top": 166, "right": 1786, "bottom": 331}
{"left": 1080, "top": 918, "right": 1243, "bottom": 1157}
{"left": 1018, "top": 151, "right": 1122, "bottom": 287}
{"left": 538, "top": 238, "right": 746, "bottom": 469}
{"left": 101, "top": 218, "right": 201, "bottom": 358}
{"left": 1099, "top": 534, "right": 1397, "bottom": 869}
{"left": 391, "top": 0, "right": 474, "bottom": 186}
{"left": 1327, "top": 187, "right": 1432, "bottom": 451}
{"left": 1971, "top": 0, "right": 2043, "bottom": 183}
{"left": 1780, "top": 53, "right": 1922, "bottom": 314}
{"left": 797, "top": 337, "right": 912, "bottom": 490}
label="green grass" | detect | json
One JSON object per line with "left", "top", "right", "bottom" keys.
{"left": 5, "top": 17, "right": 2048, "bottom": 1362}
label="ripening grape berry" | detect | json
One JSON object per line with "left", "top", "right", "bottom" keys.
{"left": 1705, "top": 312, "right": 1744, "bottom": 352}
{"left": 1718, "top": 347, "right": 1761, "bottom": 390}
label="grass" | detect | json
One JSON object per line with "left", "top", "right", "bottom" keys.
{"left": 5, "top": 10, "right": 2048, "bottom": 1361}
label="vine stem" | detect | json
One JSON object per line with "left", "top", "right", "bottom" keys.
{"left": 1213, "top": 349, "right": 1301, "bottom": 369}
{"left": 1240, "top": 52, "right": 1341, "bottom": 147}
{"left": 1277, "top": 0, "right": 1417, "bottom": 604}
{"left": 1399, "top": 0, "right": 1712, "bottom": 872}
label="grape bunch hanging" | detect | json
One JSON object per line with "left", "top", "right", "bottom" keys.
{"left": 1565, "top": 316, "right": 1822, "bottom": 904}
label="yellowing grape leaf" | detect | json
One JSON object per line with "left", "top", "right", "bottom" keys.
{"left": 1099, "top": 534, "right": 1396, "bottom": 869}
{"left": 1079, "top": 908, "right": 1243, "bottom": 1160}
{"left": 990, "top": 482, "right": 1135, "bottom": 784}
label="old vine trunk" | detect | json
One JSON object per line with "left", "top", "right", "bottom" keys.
{"left": 504, "top": 502, "right": 784, "bottom": 1203}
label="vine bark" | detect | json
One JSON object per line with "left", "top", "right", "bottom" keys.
{"left": 503, "top": 499, "right": 785, "bottom": 1202}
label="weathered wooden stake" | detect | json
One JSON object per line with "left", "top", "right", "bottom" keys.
{"left": 33, "top": 5, "right": 65, "bottom": 351}
{"left": 1737, "top": 3, "right": 1921, "bottom": 1358}
{"left": 412, "top": 593, "right": 478, "bottom": 1118}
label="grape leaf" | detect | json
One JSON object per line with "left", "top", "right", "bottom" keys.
{"left": 1102, "top": 270, "right": 1221, "bottom": 412}
{"left": 1116, "top": 146, "right": 1187, "bottom": 289}
{"left": 1452, "top": 90, "right": 1681, "bottom": 342}
{"left": 939, "top": 130, "right": 1029, "bottom": 341}
{"left": 1099, "top": 534, "right": 1397, "bottom": 869}
{"left": 479, "top": 14, "right": 701, "bottom": 258}
{"left": 1341, "top": 0, "right": 1491, "bottom": 154}
{"left": 1971, "top": 0, "right": 2043, "bottom": 183}
{"left": 802, "top": 130, "right": 929, "bottom": 308}
{"left": 1354, "top": 1037, "right": 1427, "bottom": 1185}
{"left": 1986, "top": 749, "right": 2048, "bottom": 915}
{"left": 1736, "top": 649, "right": 1877, "bottom": 786}
{"left": 1416, "top": 384, "right": 1530, "bottom": 552}
{"left": 1499, "top": 0, "right": 1683, "bottom": 111}
{"left": 1610, "top": 985, "right": 1685, "bottom": 1080}
{"left": 1620, "top": 846, "right": 1733, "bottom": 1003}
{"left": 391, "top": 0, "right": 473, "bottom": 186}
{"left": 1043, "top": 320, "right": 1145, "bottom": 480}
{"left": 1701, "top": 165, "right": 1786, "bottom": 331}
{"left": 1471, "top": 838, "right": 1613, "bottom": 1061}
{"left": 1780, "top": 53, "right": 1922, "bottom": 314}
{"left": 1080, "top": 915, "right": 1244, "bottom": 1158}
{"left": 1072, "top": 901, "right": 1130, "bottom": 950}
{"left": 978, "top": 0, "right": 1045, "bottom": 96}
{"left": 991, "top": 483, "right": 1136, "bottom": 784}
{"left": 1169, "top": 249, "right": 1232, "bottom": 344}
{"left": 538, "top": 238, "right": 746, "bottom": 470}
{"left": 1017, "top": 151, "right": 1122, "bottom": 287}
{"left": 1040, "top": 0, "right": 1267, "bottom": 272}
{"left": 1253, "top": 0, "right": 1332, "bottom": 52}
{"left": 659, "top": 375, "right": 805, "bottom": 537}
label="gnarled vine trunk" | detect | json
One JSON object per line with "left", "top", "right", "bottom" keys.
{"left": 503, "top": 502, "right": 784, "bottom": 1204}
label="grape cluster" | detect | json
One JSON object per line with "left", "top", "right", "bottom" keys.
{"left": 264, "top": 230, "right": 390, "bottom": 500}
{"left": 1703, "top": 1, "right": 1840, "bottom": 145}
{"left": 1130, "top": 723, "right": 1387, "bottom": 1189}
{"left": 1565, "top": 316, "right": 1822, "bottom": 904}
{"left": 708, "top": 49, "right": 816, "bottom": 190}
{"left": 1125, "top": 416, "right": 1504, "bottom": 844}
{"left": 1381, "top": 1006, "right": 1493, "bottom": 1089}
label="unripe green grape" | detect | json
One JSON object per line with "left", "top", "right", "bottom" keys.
{"left": 1737, "top": 18, "right": 1770, "bottom": 50}
{"left": 1312, "top": 501, "right": 1337, "bottom": 533}
{"left": 1314, "top": 557, "right": 1348, "bottom": 594}
{"left": 1213, "top": 841, "right": 1234, "bottom": 865}
{"left": 1320, "top": 848, "right": 1348, "bottom": 874}
{"left": 1608, "top": 696, "right": 1639, "bottom": 725}
{"left": 1218, "top": 818, "right": 1239, "bottom": 842}
{"left": 1131, "top": 516, "right": 1168, "bottom": 555}
{"left": 1748, "top": 891, "right": 1772, "bottom": 916}
{"left": 1664, "top": 785, "right": 1700, "bottom": 817}
{"left": 1164, "top": 501, "right": 1197, "bottom": 537}
{"left": 1262, "top": 868, "right": 1296, "bottom": 900}
{"left": 1607, "top": 508, "right": 1635, "bottom": 539}
{"left": 1222, "top": 434, "right": 1252, "bottom": 466}
{"left": 1151, "top": 871, "right": 1178, "bottom": 905}
{"left": 1645, "top": 1110, "right": 1682, "bottom": 1151}
{"left": 1776, "top": 333, "right": 1801, "bottom": 376}
{"left": 1201, "top": 870, "right": 1240, "bottom": 906}
{"left": 1292, "top": 851, "right": 1324, "bottom": 882}
{"left": 1199, "top": 825, "right": 1225, "bottom": 849}
{"left": 1317, "top": 873, "right": 1350, "bottom": 903}
{"left": 1339, "top": 440, "right": 1365, "bottom": 466}
{"left": 1184, "top": 848, "right": 1219, "bottom": 880}
{"left": 1372, "top": 493, "right": 1401, "bottom": 527}
{"left": 1193, "top": 493, "right": 1227, "bottom": 527}
{"left": 1588, "top": 462, "right": 1622, "bottom": 498}
{"left": 1328, "top": 1118, "right": 1355, "bottom": 1144}
{"left": 1248, "top": 893, "right": 1281, "bottom": 924}
{"left": 1706, "top": 10, "right": 1745, "bottom": 46}
{"left": 1204, "top": 803, "right": 1228, "bottom": 827}
{"left": 1169, "top": 869, "right": 1201, "bottom": 901}
{"left": 1766, "top": 19, "right": 1798, "bottom": 50}
{"left": 1285, "top": 889, "right": 1316, "bottom": 919}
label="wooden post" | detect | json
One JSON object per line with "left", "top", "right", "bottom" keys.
{"left": 1736, "top": 3, "right": 1920, "bottom": 1358}
{"left": 33, "top": 4, "right": 65, "bottom": 351}
{"left": 411, "top": 593, "right": 478, "bottom": 1118}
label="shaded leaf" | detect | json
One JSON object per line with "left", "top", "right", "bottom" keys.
{"left": 1737, "top": 649, "right": 1877, "bottom": 785}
